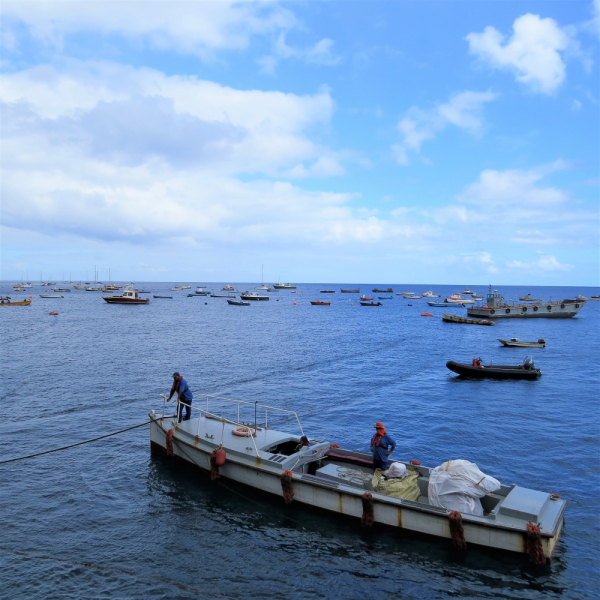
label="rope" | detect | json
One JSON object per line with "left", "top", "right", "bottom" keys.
{"left": 0, "top": 421, "right": 151, "bottom": 465}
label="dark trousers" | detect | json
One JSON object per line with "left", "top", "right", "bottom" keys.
{"left": 373, "top": 458, "right": 389, "bottom": 472}
{"left": 177, "top": 399, "right": 192, "bottom": 422}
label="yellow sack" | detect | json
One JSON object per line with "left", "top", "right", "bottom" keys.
{"left": 372, "top": 467, "right": 421, "bottom": 501}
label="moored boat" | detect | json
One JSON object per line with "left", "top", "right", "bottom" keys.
{"left": 310, "top": 301, "right": 330, "bottom": 305}
{"left": 468, "top": 287, "right": 586, "bottom": 319}
{"left": 427, "top": 301, "right": 465, "bottom": 307}
{"left": 149, "top": 393, "right": 565, "bottom": 560}
{"left": 153, "top": 295, "right": 173, "bottom": 299}
{"left": 360, "top": 301, "right": 382, "bottom": 306}
{"left": 442, "top": 313, "right": 494, "bottom": 326}
{"left": 422, "top": 291, "right": 440, "bottom": 298}
{"left": 320, "top": 290, "right": 335, "bottom": 293}
{"left": 378, "top": 296, "right": 393, "bottom": 300}
{"left": 446, "top": 357, "right": 542, "bottom": 380}
{"left": 0, "top": 298, "right": 31, "bottom": 306}
{"left": 227, "top": 299, "right": 250, "bottom": 306}
{"left": 373, "top": 288, "right": 393, "bottom": 293}
{"left": 341, "top": 289, "right": 360, "bottom": 293}
{"left": 103, "top": 285, "right": 149, "bottom": 304}
{"left": 240, "top": 291, "right": 269, "bottom": 301}
{"left": 273, "top": 282, "right": 296, "bottom": 290}
{"left": 499, "top": 338, "right": 546, "bottom": 348}
{"left": 445, "top": 295, "right": 475, "bottom": 304}
{"left": 360, "top": 295, "right": 374, "bottom": 301}
{"left": 39, "top": 294, "right": 64, "bottom": 298}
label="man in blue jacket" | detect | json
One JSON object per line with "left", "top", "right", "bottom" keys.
{"left": 168, "top": 372, "right": 193, "bottom": 422}
{"left": 370, "top": 422, "right": 396, "bottom": 472}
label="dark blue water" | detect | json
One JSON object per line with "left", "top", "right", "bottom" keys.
{"left": 1, "top": 283, "right": 598, "bottom": 599}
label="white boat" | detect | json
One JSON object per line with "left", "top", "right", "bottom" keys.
{"left": 85, "top": 287, "right": 103, "bottom": 291}
{"left": 39, "top": 294, "right": 64, "bottom": 298}
{"left": 52, "top": 288, "right": 71, "bottom": 292}
{"left": 273, "top": 282, "right": 296, "bottom": 290}
{"left": 256, "top": 285, "right": 272, "bottom": 291}
{"left": 462, "top": 289, "right": 474, "bottom": 295}
{"left": 240, "top": 291, "right": 269, "bottom": 301}
{"left": 402, "top": 293, "right": 421, "bottom": 299}
{"left": 499, "top": 338, "right": 546, "bottom": 348}
{"left": 73, "top": 283, "right": 85, "bottom": 290}
{"left": 422, "top": 291, "right": 440, "bottom": 298}
{"left": 149, "top": 393, "right": 566, "bottom": 561}
{"left": 445, "top": 295, "right": 475, "bottom": 304}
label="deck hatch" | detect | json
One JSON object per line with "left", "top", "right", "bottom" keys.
{"left": 499, "top": 486, "right": 550, "bottom": 521}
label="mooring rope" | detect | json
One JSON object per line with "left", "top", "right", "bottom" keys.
{"left": 0, "top": 421, "right": 152, "bottom": 465}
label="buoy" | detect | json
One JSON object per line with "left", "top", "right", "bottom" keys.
{"left": 232, "top": 426, "right": 256, "bottom": 437}
{"left": 293, "top": 301, "right": 296, "bottom": 305}
{"left": 421, "top": 313, "right": 433, "bottom": 316}
{"left": 49, "top": 312, "right": 59, "bottom": 315}
{"left": 215, "top": 448, "right": 226, "bottom": 466}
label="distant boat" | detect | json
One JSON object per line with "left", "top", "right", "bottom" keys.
{"left": 360, "top": 295, "right": 374, "bottom": 301}
{"left": 360, "top": 301, "right": 382, "bottom": 306}
{"left": 519, "top": 294, "right": 543, "bottom": 301}
{"left": 222, "top": 285, "right": 236, "bottom": 291}
{"left": 310, "top": 301, "right": 330, "bottom": 306}
{"left": 273, "top": 282, "right": 296, "bottom": 290}
{"left": 39, "top": 294, "right": 64, "bottom": 298}
{"left": 442, "top": 313, "right": 494, "bottom": 326}
{"left": 378, "top": 296, "right": 393, "bottom": 300}
{"left": 227, "top": 299, "right": 250, "bottom": 306}
{"left": 422, "top": 291, "right": 440, "bottom": 298}
{"left": 103, "top": 285, "right": 149, "bottom": 304}
{"left": 210, "top": 293, "right": 237, "bottom": 298}
{"left": 85, "top": 287, "right": 103, "bottom": 292}
{"left": 0, "top": 298, "right": 31, "bottom": 306}
{"left": 52, "top": 288, "right": 71, "bottom": 292}
{"left": 320, "top": 290, "right": 335, "bottom": 293}
{"left": 462, "top": 289, "right": 474, "bottom": 295}
{"left": 240, "top": 291, "right": 269, "bottom": 301}
{"left": 445, "top": 295, "right": 475, "bottom": 304}
{"left": 373, "top": 288, "right": 393, "bottom": 293}
{"left": 153, "top": 295, "right": 173, "bottom": 299}
{"left": 499, "top": 338, "right": 546, "bottom": 348}
{"left": 427, "top": 301, "right": 466, "bottom": 307}
{"left": 340, "top": 289, "right": 359, "bottom": 293}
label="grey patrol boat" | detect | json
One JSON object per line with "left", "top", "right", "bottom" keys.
{"left": 467, "top": 286, "right": 586, "bottom": 319}
{"left": 149, "top": 393, "right": 566, "bottom": 560}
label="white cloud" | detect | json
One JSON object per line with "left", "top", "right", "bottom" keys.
{"left": 466, "top": 14, "right": 572, "bottom": 94}
{"left": 260, "top": 33, "right": 341, "bottom": 74}
{"left": 1, "top": 0, "right": 296, "bottom": 58}
{"left": 506, "top": 255, "right": 574, "bottom": 271}
{"left": 393, "top": 90, "right": 497, "bottom": 163}
{"left": 456, "top": 162, "right": 569, "bottom": 207}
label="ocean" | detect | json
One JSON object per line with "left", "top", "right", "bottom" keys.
{"left": 1, "top": 282, "right": 598, "bottom": 599}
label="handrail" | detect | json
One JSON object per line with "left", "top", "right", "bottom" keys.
{"left": 157, "top": 392, "right": 306, "bottom": 457}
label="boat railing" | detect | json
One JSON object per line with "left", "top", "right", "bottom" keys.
{"left": 158, "top": 393, "right": 305, "bottom": 453}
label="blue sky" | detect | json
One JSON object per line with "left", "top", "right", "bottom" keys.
{"left": 1, "top": 0, "right": 598, "bottom": 285}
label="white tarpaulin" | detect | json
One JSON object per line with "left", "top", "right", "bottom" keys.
{"left": 428, "top": 459, "right": 501, "bottom": 516}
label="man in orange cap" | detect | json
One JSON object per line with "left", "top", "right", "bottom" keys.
{"left": 370, "top": 422, "right": 396, "bottom": 472}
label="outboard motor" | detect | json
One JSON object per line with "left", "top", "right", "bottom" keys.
{"left": 523, "top": 356, "right": 535, "bottom": 370}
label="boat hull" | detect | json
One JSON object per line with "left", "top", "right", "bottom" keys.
{"left": 468, "top": 300, "right": 585, "bottom": 319}
{"left": 149, "top": 415, "right": 563, "bottom": 558}
{"left": 446, "top": 361, "right": 542, "bottom": 380}
{"left": 0, "top": 300, "right": 31, "bottom": 306}
{"left": 103, "top": 297, "right": 149, "bottom": 304}
{"left": 498, "top": 339, "right": 545, "bottom": 348}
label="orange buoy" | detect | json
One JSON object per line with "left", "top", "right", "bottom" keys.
{"left": 293, "top": 301, "right": 296, "bottom": 305}
{"left": 421, "top": 313, "right": 433, "bottom": 316}
{"left": 215, "top": 448, "right": 226, "bottom": 466}
{"left": 232, "top": 426, "right": 256, "bottom": 437}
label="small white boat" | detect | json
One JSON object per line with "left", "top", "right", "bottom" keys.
{"left": 39, "top": 294, "right": 64, "bottom": 298}
{"left": 256, "top": 285, "right": 272, "bottom": 291}
{"left": 149, "top": 393, "right": 566, "bottom": 561}
{"left": 462, "top": 289, "right": 474, "bottom": 295}
{"left": 499, "top": 338, "right": 546, "bottom": 348}
{"left": 52, "top": 288, "right": 71, "bottom": 292}
{"left": 422, "top": 291, "right": 440, "bottom": 298}
{"left": 273, "top": 282, "right": 296, "bottom": 290}
{"left": 445, "top": 295, "right": 475, "bottom": 304}
{"left": 85, "top": 287, "right": 103, "bottom": 291}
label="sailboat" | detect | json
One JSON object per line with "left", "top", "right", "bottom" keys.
{"left": 256, "top": 265, "right": 272, "bottom": 291}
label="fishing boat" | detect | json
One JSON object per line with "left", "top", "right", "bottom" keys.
{"left": 191, "top": 286, "right": 210, "bottom": 296}
{"left": 360, "top": 295, "right": 374, "bottom": 301}
{"left": 227, "top": 299, "right": 250, "bottom": 306}
{"left": 0, "top": 298, "right": 31, "bottom": 306}
{"left": 422, "top": 291, "right": 440, "bottom": 298}
{"left": 340, "top": 289, "right": 360, "bottom": 293}
{"left": 149, "top": 393, "right": 565, "bottom": 560}
{"left": 378, "top": 296, "right": 393, "bottom": 300}
{"left": 273, "top": 282, "right": 296, "bottom": 290}
{"left": 103, "top": 285, "right": 149, "bottom": 304}
{"left": 373, "top": 288, "right": 393, "bottom": 293}
{"left": 222, "top": 285, "right": 235, "bottom": 291}
{"left": 499, "top": 338, "right": 546, "bottom": 348}
{"left": 519, "top": 294, "right": 543, "bottom": 301}
{"left": 446, "top": 357, "right": 542, "bottom": 380}
{"left": 462, "top": 289, "right": 474, "bottom": 295}
{"left": 360, "top": 301, "right": 383, "bottom": 306}
{"left": 153, "top": 295, "right": 173, "bottom": 299}
{"left": 310, "top": 301, "right": 330, "bottom": 305}
{"left": 468, "top": 287, "right": 586, "bottom": 319}
{"left": 427, "top": 301, "right": 466, "bottom": 307}
{"left": 442, "top": 313, "right": 494, "bottom": 326}
{"left": 240, "top": 291, "right": 269, "bottom": 301}
{"left": 39, "top": 294, "right": 64, "bottom": 298}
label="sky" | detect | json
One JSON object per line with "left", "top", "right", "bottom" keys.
{"left": 1, "top": 0, "right": 599, "bottom": 285}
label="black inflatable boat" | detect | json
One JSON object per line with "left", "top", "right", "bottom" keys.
{"left": 446, "top": 357, "right": 542, "bottom": 380}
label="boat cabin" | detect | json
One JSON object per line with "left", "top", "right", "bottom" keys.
{"left": 485, "top": 288, "right": 505, "bottom": 308}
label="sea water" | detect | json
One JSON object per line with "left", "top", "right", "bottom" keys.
{"left": 1, "top": 283, "right": 598, "bottom": 599}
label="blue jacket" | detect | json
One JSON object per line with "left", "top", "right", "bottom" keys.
{"left": 371, "top": 433, "right": 396, "bottom": 462}
{"left": 171, "top": 377, "right": 193, "bottom": 402}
